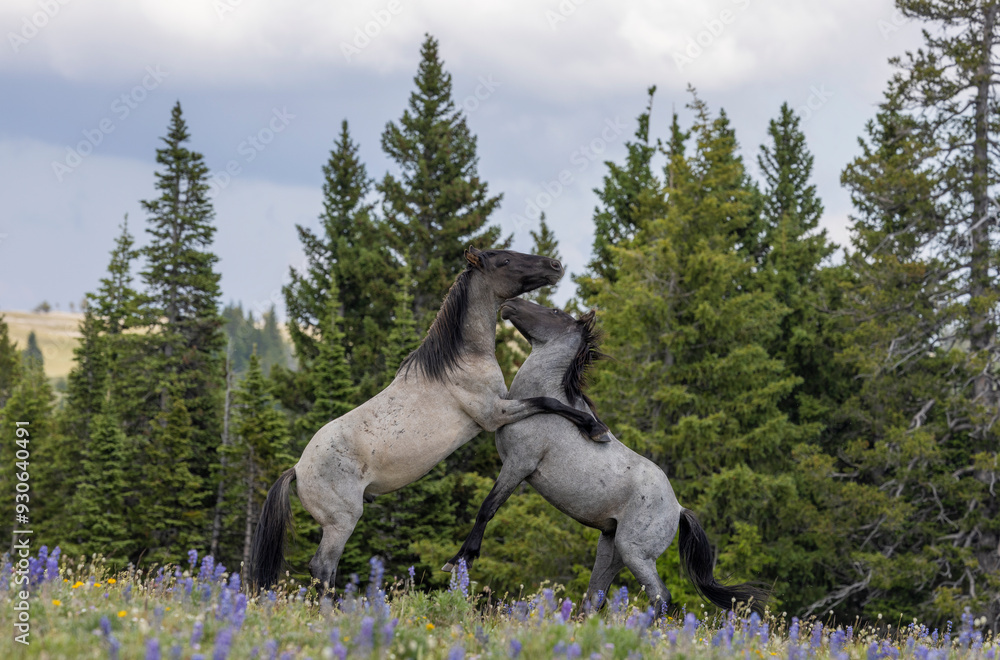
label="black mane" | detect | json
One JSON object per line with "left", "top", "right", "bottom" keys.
{"left": 399, "top": 267, "right": 475, "bottom": 382}
{"left": 562, "top": 312, "right": 606, "bottom": 414}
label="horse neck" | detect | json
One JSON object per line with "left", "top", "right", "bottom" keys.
{"left": 510, "top": 337, "right": 577, "bottom": 403}
{"left": 461, "top": 273, "right": 501, "bottom": 355}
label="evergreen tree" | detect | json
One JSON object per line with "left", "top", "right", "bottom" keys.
{"left": 297, "top": 275, "right": 356, "bottom": 438}
{"left": 22, "top": 331, "right": 42, "bottom": 371}
{"left": 380, "top": 258, "right": 421, "bottom": 387}
{"left": 136, "top": 102, "right": 225, "bottom": 559}
{"left": 590, "top": 92, "right": 820, "bottom": 610}
{"left": 283, "top": 120, "right": 396, "bottom": 401}
{"left": 576, "top": 87, "right": 661, "bottom": 302}
{"left": 0, "top": 314, "right": 20, "bottom": 409}
{"left": 756, "top": 104, "right": 846, "bottom": 426}
{"left": 524, "top": 214, "right": 562, "bottom": 308}
{"left": 220, "top": 353, "right": 294, "bottom": 574}
{"left": 379, "top": 34, "right": 505, "bottom": 329}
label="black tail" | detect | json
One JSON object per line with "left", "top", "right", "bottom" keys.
{"left": 249, "top": 467, "right": 296, "bottom": 593}
{"left": 678, "top": 508, "right": 769, "bottom": 612}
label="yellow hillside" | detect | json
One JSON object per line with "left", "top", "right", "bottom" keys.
{"left": 2, "top": 310, "right": 84, "bottom": 382}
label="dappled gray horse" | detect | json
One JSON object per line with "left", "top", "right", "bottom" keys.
{"left": 250, "top": 248, "right": 611, "bottom": 591}
{"left": 443, "top": 298, "right": 767, "bottom": 614}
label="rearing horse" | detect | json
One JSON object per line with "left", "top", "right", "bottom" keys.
{"left": 250, "top": 247, "right": 611, "bottom": 591}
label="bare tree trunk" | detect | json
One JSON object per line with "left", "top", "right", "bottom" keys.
{"left": 210, "top": 344, "right": 233, "bottom": 558}
{"left": 241, "top": 452, "right": 256, "bottom": 583}
{"left": 969, "top": 4, "right": 997, "bottom": 403}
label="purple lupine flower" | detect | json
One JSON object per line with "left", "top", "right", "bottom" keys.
{"left": 228, "top": 572, "right": 240, "bottom": 593}
{"left": 811, "top": 622, "right": 823, "bottom": 652}
{"left": 217, "top": 585, "right": 233, "bottom": 621}
{"left": 359, "top": 616, "right": 375, "bottom": 649}
{"left": 199, "top": 556, "right": 215, "bottom": 581}
{"left": 554, "top": 641, "right": 567, "bottom": 655}
{"left": 100, "top": 616, "right": 113, "bottom": 637}
{"left": 509, "top": 638, "right": 522, "bottom": 658}
{"left": 560, "top": 598, "right": 573, "bottom": 623}
{"left": 169, "top": 644, "right": 182, "bottom": 659}
{"left": 232, "top": 593, "right": 248, "bottom": 629}
{"left": 683, "top": 612, "right": 699, "bottom": 639}
{"left": 109, "top": 636, "right": 121, "bottom": 660}
{"left": 408, "top": 565, "right": 416, "bottom": 582}
{"left": 213, "top": 563, "right": 227, "bottom": 582}
{"left": 184, "top": 577, "right": 194, "bottom": 596}
{"left": 188, "top": 549, "right": 198, "bottom": 570}
{"left": 264, "top": 639, "right": 278, "bottom": 660}
{"left": 610, "top": 586, "right": 628, "bottom": 613}
{"left": 449, "top": 558, "right": 470, "bottom": 598}
{"left": 213, "top": 627, "right": 233, "bottom": 660}
{"left": 382, "top": 618, "right": 398, "bottom": 645}
{"left": 146, "top": 638, "right": 161, "bottom": 660}
{"left": 45, "top": 546, "right": 61, "bottom": 582}
{"left": 191, "top": 621, "right": 204, "bottom": 646}
{"left": 123, "top": 584, "right": 133, "bottom": 602}
{"left": 331, "top": 642, "right": 347, "bottom": 660}
{"left": 789, "top": 617, "right": 800, "bottom": 642}
{"left": 448, "top": 645, "right": 465, "bottom": 660}
{"left": 567, "top": 642, "right": 581, "bottom": 659}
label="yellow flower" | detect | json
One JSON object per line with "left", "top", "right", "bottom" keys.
{"left": 51, "top": 599, "right": 61, "bottom": 606}
{"left": 71, "top": 581, "right": 85, "bottom": 589}
{"left": 426, "top": 623, "right": 435, "bottom": 631}
{"left": 117, "top": 611, "right": 127, "bottom": 618}
{"left": 107, "top": 578, "right": 116, "bottom": 584}
{"left": 166, "top": 607, "right": 171, "bottom": 611}
{"left": 94, "top": 583, "right": 102, "bottom": 587}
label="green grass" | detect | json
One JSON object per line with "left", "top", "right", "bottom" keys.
{"left": 1, "top": 548, "right": 997, "bottom": 659}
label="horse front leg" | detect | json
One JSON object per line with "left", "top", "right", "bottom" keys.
{"left": 482, "top": 396, "right": 613, "bottom": 442}
{"left": 442, "top": 458, "right": 535, "bottom": 572}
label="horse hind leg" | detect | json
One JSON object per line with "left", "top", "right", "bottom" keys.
{"left": 297, "top": 471, "right": 364, "bottom": 592}
{"left": 586, "top": 531, "right": 625, "bottom": 610}
{"left": 615, "top": 530, "right": 672, "bottom": 616}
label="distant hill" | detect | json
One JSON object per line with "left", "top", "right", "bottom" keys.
{"left": 2, "top": 310, "right": 83, "bottom": 382}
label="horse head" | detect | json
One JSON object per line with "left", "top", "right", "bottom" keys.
{"left": 465, "top": 245, "right": 563, "bottom": 300}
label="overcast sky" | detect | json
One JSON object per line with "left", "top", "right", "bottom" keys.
{"left": 0, "top": 0, "right": 924, "bottom": 317}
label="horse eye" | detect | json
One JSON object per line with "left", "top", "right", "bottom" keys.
{"left": 502, "top": 259, "right": 510, "bottom": 266}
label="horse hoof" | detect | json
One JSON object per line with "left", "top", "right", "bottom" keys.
{"left": 441, "top": 562, "right": 456, "bottom": 572}
{"left": 592, "top": 430, "right": 614, "bottom": 443}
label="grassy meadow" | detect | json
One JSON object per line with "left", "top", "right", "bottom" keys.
{"left": 2, "top": 547, "right": 997, "bottom": 659}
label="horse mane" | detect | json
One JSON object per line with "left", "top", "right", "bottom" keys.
{"left": 562, "top": 311, "right": 606, "bottom": 416}
{"left": 399, "top": 267, "right": 474, "bottom": 382}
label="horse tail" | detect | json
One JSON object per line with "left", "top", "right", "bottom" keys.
{"left": 249, "top": 467, "right": 296, "bottom": 592}
{"left": 677, "top": 508, "right": 768, "bottom": 612}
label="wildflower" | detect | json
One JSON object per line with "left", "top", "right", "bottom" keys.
{"left": 188, "top": 549, "right": 199, "bottom": 569}
{"left": 426, "top": 623, "right": 435, "bottom": 631}
{"left": 408, "top": 565, "right": 416, "bottom": 582}
{"left": 264, "top": 639, "right": 278, "bottom": 660}
{"left": 72, "top": 581, "right": 85, "bottom": 589}
{"left": 213, "top": 627, "right": 233, "bottom": 660}
{"left": 449, "top": 558, "right": 470, "bottom": 598}
{"left": 359, "top": 616, "right": 375, "bottom": 649}
{"left": 610, "top": 586, "right": 628, "bottom": 613}
{"left": 52, "top": 599, "right": 61, "bottom": 606}
{"left": 683, "top": 612, "right": 699, "bottom": 639}
{"left": 382, "top": 618, "right": 398, "bottom": 645}
{"left": 191, "top": 621, "right": 204, "bottom": 647}
{"left": 331, "top": 641, "right": 347, "bottom": 660}
{"left": 45, "top": 547, "right": 61, "bottom": 582}
{"left": 509, "top": 638, "right": 522, "bottom": 658}
{"left": 146, "top": 638, "right": 161, "bottom": 660}
{"left": 448, "top": 645, "right": 465, "bottom": 660}
{"left": 100, "top": 616, "right": 112, "bottom": 636}
{"left": 108, "top": 578, "right": 117, "bottom": 584}
{"left": 118, "top": 610, "right": 128, "bottom": 618}
{"left": 560, "top": 598, "right": 573, "bottom": 623}
{"left": 567, "top": 642, "right": 581, "bottom": 659}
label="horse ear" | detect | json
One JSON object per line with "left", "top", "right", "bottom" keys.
{"left": 465, "top": 246, "right": 483, "bottom": 269}
{"left": 578, "top": 309, "right": 596, "bottom": 325}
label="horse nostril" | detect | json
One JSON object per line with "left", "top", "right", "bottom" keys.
{"left": 550, "top": 259, "right": 563, "bottom": 271}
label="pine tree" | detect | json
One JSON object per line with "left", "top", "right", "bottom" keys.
{"left": 0, "top": 314, "right": 20, "bottom": 409}
{"left": 756, "top": 104, "right": 846, "bottom": 426}
{"left": 297, "top": 276, "right": 356, "bottom": 438}
{"left": 136, "top": 102, "right": 225, "bottom": 559}
{"left": 379, "top": 34, "right": 505, "bottom": 329}
{"left": 590, "top": 91, "right": 819, "bottom": 610}
{"left": 524, "top": 214, "right": 562, "bottom": 308}
{"left": 380, "top": 259, "right": 421, "bottom": 387}
{"left": 576, "top": 87, "right": 661, "bottom": 302}
{"left": 22, "top": 331, "right": 43, "bottom": 371}
{"left": 284, "top": 120, "right": 397, "bottom": 401}
{"left": 220, "top": 353, "right": 294, "bottom": 574}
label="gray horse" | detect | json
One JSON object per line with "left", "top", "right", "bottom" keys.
{"left": 443, "top": 298, "right": 767, "bottom": 614}
{"left": 250, "top": 248, "right": 611, "bottom": 591}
